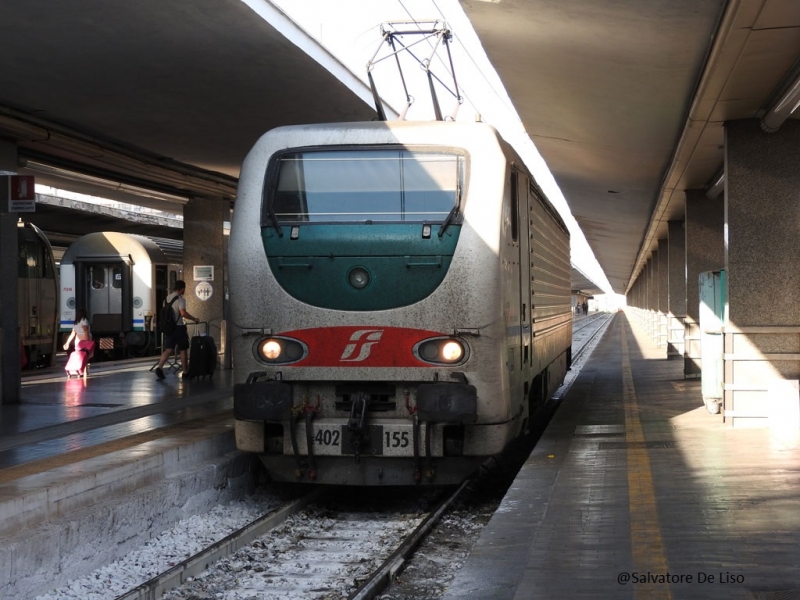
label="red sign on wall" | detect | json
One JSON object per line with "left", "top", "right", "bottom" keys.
{"left": 8, "top": 175, "right": 35, "bottom": 212}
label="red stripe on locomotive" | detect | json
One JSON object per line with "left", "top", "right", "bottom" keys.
{"left": 280, "top": 326, "right": 445, "bottom": 367}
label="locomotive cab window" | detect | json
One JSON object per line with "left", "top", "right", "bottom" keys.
{"left": 266, "top": 149, "right": 464, "bottom": 224}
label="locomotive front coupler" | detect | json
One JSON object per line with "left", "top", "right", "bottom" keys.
{"left": 347, "top": 392, "right": 370, "bottom": 464}
{"left": 289, "top": 405, "right": 304, "bottom": 480}
{"left": 405, "top": 389, "right": 422, "bottom": 483}
{"left": 289, "top": 395, "right": 321, "bottom": 480}
{"left": 303, "top": 396, "right": 321, "bottom": 480}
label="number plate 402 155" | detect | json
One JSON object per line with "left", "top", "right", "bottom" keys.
{"left": 309, "top": 424, "right": 417, "bottom": 457}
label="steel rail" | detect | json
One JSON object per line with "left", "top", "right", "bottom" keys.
{"left": 572, "top": 313, "right": 615, "bottom": 362}
{"left": 113, "top": 490, "right": 321, "bottom": 600}
{"left": 348, "top": 479, "right": 469, "bottom": 600}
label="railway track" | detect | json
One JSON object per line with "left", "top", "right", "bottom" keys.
{"left": 45, "top": 320, "right": 610, "bottom": 600}
{"left": 111, "top": 483, "right": 467, "bottom": 600}
{"left": 572, "top": 312, "right": 614, "bottom": 361}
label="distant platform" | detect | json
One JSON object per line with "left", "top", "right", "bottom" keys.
{"left": 444, "top": 312, "right": 800, "bottom": 600}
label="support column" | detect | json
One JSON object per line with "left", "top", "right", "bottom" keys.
{"left": 182, "top": 196, "right": 228, "bottom": 369}
{"left": 641, "top": 260, "right": 649, "bottom": 332}
{"left": 657, "top": 239, "right": 668, "bottom": 351}
{"left": 647, "top": 255, "right": 657, "bottom": 340}
{"left": 725, "top": 119, "right": 800, "bottom": 428}
{"left": 667, "top": 220, "right": 686, "bottom": 359}
{"left": 684, "top": 189, "right": 724, "bottom": 379}
{"left": 0, "top": 140, "right": 19, "bottom": 404}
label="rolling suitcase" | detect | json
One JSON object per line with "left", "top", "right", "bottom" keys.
{"left": 65, "top": 340, "right": 94, "bottom": 378}
{"left": 186, "top": 322, "right": 217, "bottom": 380}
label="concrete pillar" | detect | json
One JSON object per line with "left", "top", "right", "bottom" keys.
{"left": 667, "top": 220, "right": 686, "bottom": 359}
{"left": 640, "top": 271, "right": 645, "bottom": 307}
{"left": 648, "top": 258, "right": 655, "bottom": 335}
{"left": 724, "top": 119, "right": 800, "bottom": 428}
{"left": 684, "top": 189, "right": 724, "bottom": 379}
{"left": 648, "top": 255, "right": 657, "bottom": 340}
{"left": 657, "top": 239, "right": 668, "bottom": 351}
{"left": 0, "top": 141, "right": 20, "bottom": 404}
{"left": 182, "top": 196, "right": 228, "bottom": 368}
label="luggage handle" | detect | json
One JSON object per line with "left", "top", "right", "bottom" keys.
{"left": 191, "top": 321, "right": 210, "bottom": 336}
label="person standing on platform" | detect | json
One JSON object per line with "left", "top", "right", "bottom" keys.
{"left": 154, "top": 280, "right": 199, "bottom": 380}
{"left": 63, "top": 308, "right": 93, "bottom": 353}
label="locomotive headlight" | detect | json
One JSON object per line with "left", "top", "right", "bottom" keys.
{"left": 414, "top": 337, "right": 468, "bottom": 365}
{"left": 441, "top": 341, "right": 464, "bottom": 362}
{"left": 419, "top": 342, "right": 439, "bottom": 361}
{"left": 255, "top": 336, "right": 307, "bottom": 364}
{"left": 347, "top": 266, "right": 370, "bottom": 289}
{"left": 261, "top": 340, "right": 282, "bottom": 360}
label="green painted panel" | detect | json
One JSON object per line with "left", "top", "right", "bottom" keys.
{"left": 262, "top": 224, "right": 460, "bottom": 310}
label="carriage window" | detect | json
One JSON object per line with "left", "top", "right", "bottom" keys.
{"left": 112, "top": 266, "right": 123, "bottom": 289}
{"left": 18, "top": 242, "right": 40, "bottom": 278}
{"left": 269, "top": 149, "right": 463, "bottom": 223}
{"left": 43, "top": 249, "right": 55, "bottom": 279}
{"left": 91, "top": 267, "right": 105, "bottom": 289}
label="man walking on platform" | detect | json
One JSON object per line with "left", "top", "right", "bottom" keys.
{"left": 154, "top": 280, "right": 199, "bottom": 380}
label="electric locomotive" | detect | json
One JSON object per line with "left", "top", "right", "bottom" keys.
{"left": 230, "top": 121, "right": 571, "bottom": 485}
{"left": 18, "top": 221, "right": 59, "bottom": 368}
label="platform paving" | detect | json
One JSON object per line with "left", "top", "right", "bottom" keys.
{"left": 0, "top": 358, "right": 253, "bottom": 599}
{"left": 444, "top": 311, "right": 800, "bottom": 600}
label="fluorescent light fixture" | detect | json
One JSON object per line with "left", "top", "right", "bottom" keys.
{"left": 705, "top": 169, "right": 724, "bottom": 199}
{"left": 761, "top": 65, "right": 800, "bottom": 133}
{"left": 20, "top": 159, "right": 191, "bottom": 205}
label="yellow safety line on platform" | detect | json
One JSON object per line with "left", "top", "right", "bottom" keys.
{"left": 622, "top": 322, "right": 671, "bottom": 600}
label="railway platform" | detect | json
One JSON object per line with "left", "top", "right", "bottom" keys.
{"left": 444, "top": 310, "right": 800, "bottom": 600}
{"left": 0, "top": 357, "right": 257, "bottom": 599}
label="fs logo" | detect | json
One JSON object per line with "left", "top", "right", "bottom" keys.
{"left": 339, "top": 329, "right": 384, "bottom": 362}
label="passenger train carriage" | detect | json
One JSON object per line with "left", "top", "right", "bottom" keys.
{"left": 230, "top": 121, "right": 572, "bottom": 485}
{"left": 59, "top": 232, "right": 182, "bottom": 358}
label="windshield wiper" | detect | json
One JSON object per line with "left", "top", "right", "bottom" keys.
{"left": 438, "top": 205, "right": 458, "bottom": 237}
{"left": 265, "top": 182, "right": 283, "bottom": 237}
{"left": 438, "top": 178, "right": 461, "bottom": 237}
{"left": 267, "top": 205, "right": 283, "bottom": 237}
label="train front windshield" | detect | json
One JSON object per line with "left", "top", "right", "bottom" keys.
{"left": 269, "top": 149, "right": 463, "bottom": 223}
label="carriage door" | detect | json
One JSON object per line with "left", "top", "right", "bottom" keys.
{"left": 86, "top": 262, "right": 124, "bottom": 333}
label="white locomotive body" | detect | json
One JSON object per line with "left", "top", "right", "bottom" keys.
{"left": 230, "top": 121, "right": 571, "bottom": 485}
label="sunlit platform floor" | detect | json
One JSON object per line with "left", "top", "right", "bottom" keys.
{"left": 2, "top": 356, "right": 234, "bottom": 469}
{"left": 0, "top": 356, "right": 235, "bottom": 538}
{"left": 444, "top": 312, "right": 800, "bottom": 600}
